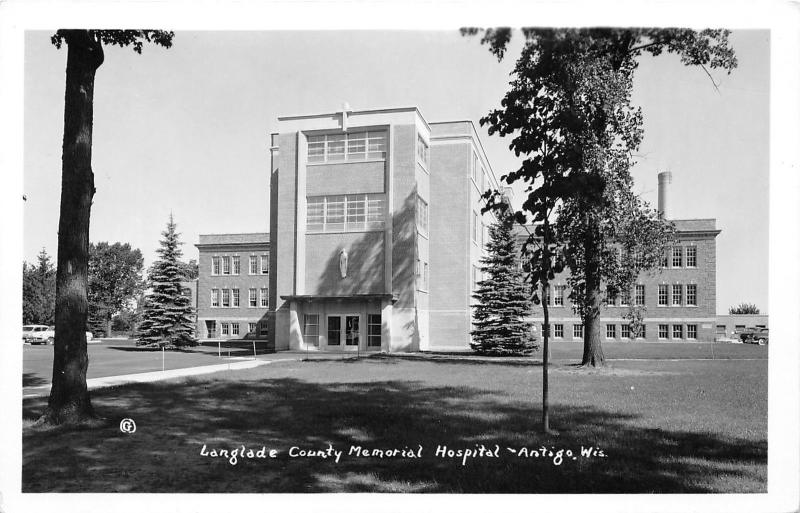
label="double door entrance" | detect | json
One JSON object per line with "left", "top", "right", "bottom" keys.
{"left": 326, "top": 314, "right": 361, "bottom": 347}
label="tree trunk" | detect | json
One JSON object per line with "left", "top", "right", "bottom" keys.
{"left": 38, "top": 30, "right": 104, "bottom": 425}
{"left": 106, "top": 311, "right": 112, "bottom": 338}
{"left": 581, "top": 220, "right": 605, "bottom": 368}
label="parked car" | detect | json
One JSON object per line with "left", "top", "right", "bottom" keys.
{"left": 740, "top": 328, "right": 769, "bottom": 345}
{"left": 22, "top": 325, "right": 94, "bottom": 345}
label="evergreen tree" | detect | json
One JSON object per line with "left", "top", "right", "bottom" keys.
{"left": 471, "top": 213, "right": 537, "bottom": 356}
{"left": 22, "top": 249, "right": 57, "bottom": 325}
{"left": 137, "top": 215, "right": 196, "bottom": 347}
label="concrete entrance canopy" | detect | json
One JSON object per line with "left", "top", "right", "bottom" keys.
{"left": 280, "top": 294, "right": 398, "bottom": 303}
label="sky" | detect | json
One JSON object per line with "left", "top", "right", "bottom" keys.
{"left": 22, "top": 29, "right": 769, "bottom": 314}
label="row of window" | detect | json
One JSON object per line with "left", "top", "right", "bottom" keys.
{"left": 211, "top": 255, "right": 268, "bottom": 276}
{"left": 543, "top": 284, "right": 699, "bottom": 307}
{"left": 302, "top": 313, "right": 382, "bottom": 347}
{"left": 206, "top": 320, "right": 268, "bottom": 338}
{"left": 545, "top": 323, "right": 699, "bottom": 340}
{"left": 307, "top": 131, "right": 387, "bottom": 163}
{"left": 661, "top": 246, "right": 698, "bottom": 268}
{"left": 210, "top": 288, "right": 268, "bottom": 308}
{"left": 307, "top": 194, "right": 384, "bottom": 233}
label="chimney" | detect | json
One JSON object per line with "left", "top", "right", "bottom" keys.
{"left": 657, "top": 171, "right": 672, "bottom": 219}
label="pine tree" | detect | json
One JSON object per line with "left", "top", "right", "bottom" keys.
{"left": 137, "top": 215, "right": 196, "bottom": 347}
{"left": 471, "top": 215, "right": 538, "bottom": 356}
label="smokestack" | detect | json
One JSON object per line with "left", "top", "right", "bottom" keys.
{"left": 657, "top": 171, "right": 672, "bottom": 219}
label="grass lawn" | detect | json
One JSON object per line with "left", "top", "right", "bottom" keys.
{"left": 22, "top": 353, "right": 767, "bottom": 493}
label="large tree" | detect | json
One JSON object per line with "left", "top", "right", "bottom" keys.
{"left": 467, "top": 28, "right": 736, "bottom": 367}
{"left": 88, "top": 242, "right": 145, "bottom": 338}
{"left": 22, "top": 249, "right": 57, "bottom": 325}
{"left": 471, "top": 210, "right": 537, "bottom": 356}
{"left": 136, "top": 215, "right": 196, "bottom": 348}
{"left": 38, "top": 30, "right": 173, "bottom": 426}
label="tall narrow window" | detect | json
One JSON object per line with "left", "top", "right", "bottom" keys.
{"left": 659, "top": 324, "right": 669, "bottom": 339}
{"left": 554, "top": 285, "right": 565, "bottom": 306}
{"left": 416, "top": 134, "right": 429, "bottom": 168}
{"left": 621, "top": 324, "right": 631, "bottom": 339}
{"left": 686, "top": 284, "right": 697, "bottom": 306}
{"left": 672, "top": 246, "right": 683, "bottom": 267}
{"left": 212, "top": 256, "right": 220, "bottom": 276}
{"left": 573, "top": 324, "right": 584, "bottom": 339}
{"left": 635, "top": 284, "right": 645, "bottom": 306}
{"left": 232, "top": 255, "right": 240, "bottom": 275}
{"left": 686, "top": 246, "right": 697, "bottom": 267}
{"left": 261, "top": 255, "right": 269, "bottom": 274}
{"left": 658, "top": 284, "right": 668, "bottom": 306}
{"left": 211, "top": 288, "right": 219, "bottom": 308}
{"left": 673, "top": 324, "right": 684, "bottom": 339}
{"left": 221, "top": 323, "right": 229, "bottom": 336}
{"left": 606, "top": 324, "right": 617, "bottom": 339}
{"left": 472, "top": 211, "right": 479, "bottom": 243}
{"left": 416, "top": 196, "right": 429, "bottom": 235}
{"left": 231, "top": 323, "right": 240, "bottom": 336}
{"left": 368, "top": 314, "right": 382, "bottom": 347}
{"left": 687, "top": 324, "right": 697, "bottom": 339}
{"left": 672, "top": 284, "right": 683, "bottom": 306}
{"left": 222, "top": 256, "right": 231, "bottom": 275}
{"left": 221, "top": 289, "right": 230, "bottom": 308}
{"left": 260, "top": 288, "right": 268, "bottom": 308}
{"left": 249, "top": 255, "right": 258, "bottom": 275}
{"left": 303, "top": 315, "right": 319, "bottom": 346}
{"left": 232, "top": 288, "right": 240, "bottom": 308}
{"left": 554, "top": 324, "right": 563, "bottom": 338}
{"left": 249, "top": 288, "right": 257, "bottom": 307}
{"left": 620, "top": 289, "right": 630, "bottom": 307}
{"left": 327, "top": 316, "right": 341, "bottom": 346}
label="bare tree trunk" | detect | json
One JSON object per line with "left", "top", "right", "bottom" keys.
{"left": 581, "top": 222, "right": 605, "bottom": 367}
{"left": 38, "top": 30, "right": 104, "bottom": 425}
{"left": 106, "top": 311, "right": 112, "bottom": 338}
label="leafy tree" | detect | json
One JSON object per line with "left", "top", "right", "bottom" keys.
{"left": 22, "top": 249, "right": 57, "bottom": 325}
{"left": 88, "top": 242, "right": 145, "bottom": 338}
{"left": 137, "top": 215, "right": 196, "bottom": 348}
{"left": 39, "top": 29, "right": 173, "bottom": 426}
{"left": 177, "top": 258, "right": 199, "bottom": 280}
{"left": 466, "top": 28, "right": 736, "bottom": 368}
{"left": 729, "top": 303, "right": 760, "bottom": 315}
{"left": 471, "top": 210, "right": 537, "bottom": 355}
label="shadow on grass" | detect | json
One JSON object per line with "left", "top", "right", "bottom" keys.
{"left": 22, "top": 365, "right": 767, "bottom": 494}
{"left": 23, "top": 373, "right": 49, "bottom": 387}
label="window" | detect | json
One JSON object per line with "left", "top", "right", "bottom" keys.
{"left": 261, "top": 255, "right": 269, "bottom": 274}
{"left": 620, "top": 289, "right": 630, "bottom": 307}
{"left": 554, "top": 285, "right": 565, "bottom": 306}
{"left": 368, "top": 314, "right": 382, "bottom": 347}
{"left": 307, "top": 195, "right": 385, "bottom": 233}
{"left": 248, "top": 322, "right": 256, "bottom": 334}
{"left": 259, "top": 322, "right": 268, "bottom": 336}
{"left": 222, "top": 256, "right": 231, "bottom": 275}
{"left": 221, "top": 289, "right": 230, "bottom": 308}
{"left": 606, "top": 289, "right": 617, "bottom": 306}
{"left": 635, "top": 284, "right": 645, "bottom": 306}
{"left": 471, "top": 152, "right": 479, "bottom": 183}
{"left": 212, "top": 256, "right": 220, "bottom": 275}
{"left": 417, "top": 196, "right": 429, "bottom": 235}
{"left": 211, "top": 288, "right": 219, "bottom": 308}
{"left": 687, "top": 324, "right": 697, "bottom": 339}
{"left": 249, "top": 288, "right": 257, "bottom": 307}
{"left": 621, "top": 324, "right": 631, "bottom": 339}
{"left": 637, "top": 325, "right": 646, "bottom": 339}
{"left": 672, "top": 246, "right": 683, "bottom": 267}
{"left": 672, "top": 284, "right": 683, "bottom": 306}
{"left": 231, "top": 323, "right": 240, "bottom": 336}
{"left": 232, "top": 256, "right": 240, "bottom": 275}
{"left": 206, "top": 321, "right": 216, "bottom": 338}
{"left": 686, "top": 284, "right": 697, "bottom": 306}
{"left": 673, "top": 324, "right": 683, "bottom": 339}
{"left": 554, "top": 324, "right": 563, "bottom": 338}
{"left": 472, "top": 211, "right": 479, "bottom": 243}
{"left": 686, "top": 246, "right": 697, "bottom": 268}
{"left": 307, "top": 131, "right": 387, "bottom": 163}
{"left": 327, "top": 316, "right": 341, "bottom": 346}
{"left": 221, "top": 323, "right": 229, "bottom": 336}
{"left": 659, "top": 324, "right": 669, "bottom": 339}
{"left": 416, "top": 135, "right": 429, "bottom": 168}
{"left": 260, "top": 288, "right": 268, "bottom": 308}
{"left": 660, "top": 250, "right": 669, "bottom": 268}
{"left": 658, "top": 284, "right": 668, "bottom": 306}
{"left": 249, "top": 256, "right": 258, "bottom": 275}
{"left": 573, "top": 324, "right": 584, "bottom": 339}
{"left": 232, "top": 288, "right": 240, "bottom": 308}
{"left": 303, "top": 314, "right": 319, "bottom": 346}
{"left": 606, "top": 324, "right": 617, "bottom": 339}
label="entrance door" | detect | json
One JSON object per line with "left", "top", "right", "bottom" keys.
{"left": 325, "top": 314, "right": 360, "bottom": 349}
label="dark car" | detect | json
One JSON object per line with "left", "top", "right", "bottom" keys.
{"left": 741, "top": 328, "right": 768, "bottom": 345}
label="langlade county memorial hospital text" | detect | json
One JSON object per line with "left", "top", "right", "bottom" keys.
{"left": 191, "top": 105, "right": 760, "bottom": 353}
